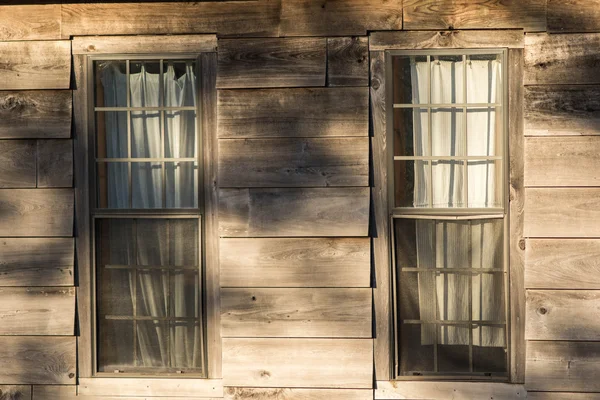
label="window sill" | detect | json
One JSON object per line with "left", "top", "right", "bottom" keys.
{"left": 375, "top": 380, "right": 525, "bottom": 400}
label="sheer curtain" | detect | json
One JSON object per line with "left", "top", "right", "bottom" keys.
{"left": 101, "top": 62, "right": 200, "bottom": 369}
{"left": 410, "top": 58, "right": 505, "bottom": 347}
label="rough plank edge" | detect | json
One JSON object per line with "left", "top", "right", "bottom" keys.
{"left": 78, "top": 378, "right": 223, "bottom": 397}
{"left": 72, "top": 34, "right": 217, "bottom": 54}
{"left": 369, "top": 30, "right": 524, "bottom": 51}
{"left": 375, "top": 381, "right": 526, "bottom": 399}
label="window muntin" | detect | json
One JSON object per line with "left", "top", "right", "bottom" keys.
{"left": 389, "top": 50, "right": 508, "bottom": 379}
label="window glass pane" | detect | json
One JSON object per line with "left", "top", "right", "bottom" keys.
{"left": 98, "top": 319, "right": 134, "bottom": 372}
{"left": 394, "top": 108, "right": 428, "bottom": 157}
{"left": 165, "top": 110, "right": 197, "bottom": 158}
{"left": 431, "top": 55, "right": 465, "bottom": 104}
{"left": 392, "top": 55, "right": 428, "bottom": 105}
{"left": 131, "top": 110, "right": 161, "bottom": 158}
{"left": 466, "top": 54, "right": 502, "bottom": 104}
{"left": 164, "top": 61, "right": 196, "bottom": 108}
{"left": 132, "top": 162, "right": 162, "bottom": 208}
{"left": 95, "top": 61, "right": 127, "bottom": 108}
{"left": 394, "top": 160, "right": 429, "bottom": 208}
{"left": 96, "top": 111, "right": 128, "bottom": 159}
{"left": 431, "top": 108, "right": 465, "bottom": 157}
{"left": 130, "top": 61, "right": 161, "bottom": 107}
{"left": 467, "top": 106, "right": 503, "bottom": 157}
{"left": 97, "top": 162, "right": 129, "bottom": 209}
{"left": 432, "top": 160, "right": 465, "bottom": 208}
{"left": 467, "top": 159, "right": 502, "bottom": 208}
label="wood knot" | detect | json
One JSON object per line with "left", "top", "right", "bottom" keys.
{"left": 259, "top": 370, "right": 271, "bottom": 378}
{"left": 372, "top": 79, "right": 380, "bottom": 90}
{"left": 518, "top": 239, "right": 526, "bottom": 251}
{"left": 539, "top": 307, "right": 547, "bottom": 315}
{"left": 87, "top": 44, "right": 96, "bottom": 52}
{"left": 69, "top": 372, "right": 75, "bottom": 378}
{"left": 0, "top": 96, "right": 25, "bottom": 112}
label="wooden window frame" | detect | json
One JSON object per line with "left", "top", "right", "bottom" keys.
{"left": 73, "top": 35, "right": 222, "bottom": 395}
{"left": 370, "top": 30, "right": 525, "bottom": 393}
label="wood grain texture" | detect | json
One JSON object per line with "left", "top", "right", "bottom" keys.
{"left": 370, "top": 30, "right": 524, "bottom": 51}
{"left": 0, "top": 287, "right": 74, "bottom": 336}
{"left": 225, "top": 387, "right": 372, "bottom": 400}
{"left": 548, "top": 0, "right": 600, "bottom": 33}
{"left": 375, "top": 381, "right": 526, "bottom": 399}
{"left": 525, "top": 137, "right": 600, "bottom": 186}
{"left": 280, "top": 0, "right": 401, "bottom": 36}
{"left": 221, "top": 288, "right": 371, "bottom": 338}
{"left": 220, "top": 238, "right": 370, "bottom": 288}
{"left": 526, "top": 239, "right": 600, "bottom": 289}
{"left": 0, "top": 386, "right": 31, "bottom": 400}
{"left": 33, "top": 386, "right": 76, "bottom": 400}
{"left": 37, "top": 140, "right": 72, "bottom": 188}
{"left": 526, "top": 341, "right": 600, "bottom": 391}
{"left": 0, "top": 140, "right": 36, "bottom": 188}
{"left": 217, "top": 38, "right": 326, "bottom": 89}
{"left": 525, "top": 85, "right": 600, "bottom": 136}
{"left": 0, "top": 91, "right": 71, "bottom": 139}
{"left": 0, "top": 336, "right": 75, "bottom": 384}
{"left": 217, "top": 87, "right": 369, "bottom": 138}
{"left": 525, "top": 188, "right": 600, "bottom": 237}
{"left": 222, "top": 338, "right": 372, "bottom": 388}
{"left": 403, "top": 0, "right": 546, "bottom": 31}
{"left": 528, "top": 393, "right": 600, "bottom": 400}
{"left": 327, "top": 37, "right": 369, "bottom": 87}
{"left": 0, "top": 5, "right": 60, "bottom": 40}
{"left": 219, "top": 188, "right": 369, "bottom": 237}
{"left": 509, "top": 48, "right": 526, "bottom": 384}
{"left": 79, "top": 378, "right": 223, "bottom": 398}
{"left": 219, "top": 137, "right": 369, "bottom": 187}
{"left": 0, "top": 41, "right": 70, "bottom": 90}
{"left": 61, "top": 1, "right": 280, "bottom": 38}
{"left": 0, "top": 189, "right": 73, "bottom": 237}
{"left": 370, "top": 51, "right": 391, "bottom": 381}
{"left": 72, "top": 34, "right": 217, "bottom": 54}
{"left": 527, "top": 290, "right": 600, "bottom": 340}
{"left": 525, "top": 33, "right": 600, "bottom": 85}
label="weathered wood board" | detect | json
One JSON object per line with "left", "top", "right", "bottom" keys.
{"left": 525, "top": 33, "right": 600, "bottom": 85}
{"left": 217, "top": 38, "right": 326, "bottom": 89}
{"left": 548, "top": 0, "right": 600, "bottom": 33}
{"left": 33, "top": 385, "right": 76, "bottom": 400}
{"left": 370, "top": 30, "right": 524, "bottom": 51}
{"left": 403, "top": 0, "right": 546, "bottom": 31}
{"left": 219, "top": 188, "right": 369, "bottom": 237}
{"left": 37, "top": 140, "right": 73, "bottom": 188}
{"left": 221, "top": 288, "right": 371, "bottom": 338}
{"left": 0, "top": 140, "right": 36, "bottom": 188}
{"left": 375, "top": 381, "right": 527, "bottom": 399}
{"left": 0, "top": 386, "right": 32, "bottom": 400}
{"left": 525, "top": 85, "right": 600, "bottom": 136}
{"left": 222, "top": 338, "right": 372, "bottom": 388}
{"left": 61, "top": 1, "right": 280, "bottom": 38}
{"left": 528, "top": 393, "right": 600, "bottom": 400}
{"left": 0, "top": 189, "right": 73, "bottom": 237}
{"left": 280, "top": 0, "right": 402, "bottom": 36}
{"left": 526, "top": 239, "right": 600, "bottom": 289}
{"left": 79, "top": 378, "right": 223, "bottom": 398}
{"left": 526, "top": 341, "right": 600, "bottom": 391}
{"left": 327, "top": 37, "right": 369, "bottom": 87}
{"left": 0, "top": 287, "right": 74, "bottom": 336}
{"left": 219, "top": 137, "right": 369, "bottom": 187}
{"left": 0, "top": 5, "right": 60, "bottom": 41}
{"left": 527, "top": 290, "right": 600, "bottom": 340}
{"left": 525, "top": 188, "right": 600, "bottom": 237}
{"left": 225, "top": 387, "right": 372, "bottom": 400}
{"left": 220, "top": 238, "right": 370, "bottom": 288}
{"left": 0, "top": 41, "right": 70, "bottom": 90}
{"left": 525, "top": 137, "right": 600, "bottom": 186}
{"left": 72, "top": 34, "right": 217, "bottom": 54}
{"left": 217, "top": 87, "right": 369, "bottom": 138}
{"left": 0, "top": 336, "right": 76, "bottom": 384}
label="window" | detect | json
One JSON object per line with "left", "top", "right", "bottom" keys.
{"left": 388, "top": 50, "right": 509, "bottom": 379}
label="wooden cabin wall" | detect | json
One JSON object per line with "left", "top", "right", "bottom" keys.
{"left": 0, "top": 1, "right": 599, "bottom": 399}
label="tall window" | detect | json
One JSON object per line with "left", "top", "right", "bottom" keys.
{"left": 91, "top": 57, "right": 204, "bottom": 375}
{"left": 388, "top": 50, "right": 508, "bottom": 378}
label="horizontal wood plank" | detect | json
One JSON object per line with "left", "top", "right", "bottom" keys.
{"left": 0, "top": 386, "right": 32, "bottom": 400}
{"left": 526, "top": 341, "right": 600, "bottom": 391}
{"left": 33, "top": 385, "right": 76, "bottom": 400}
{"left": 526, "top": 239, "right": 600, "bottom": 289}
{"left": 37, "top": 140, "right": 72, "bottom": 188}
{"left": 221, "top": 288, "right": 371, "bottom": 338}
{"left": 0, "top": 4, "right": 60, "bottom": 40}
{"left": 223, "top": 338, "right": 372, "bottom": 388}
{"left": 525, "top": 33, "right": 600, "bottom": 85}
{"left": 72, "top": 34, "right": 217, "bottom": 54}
{"left": 375, "top": 381, "right": 526, "bottom": 399}
{"left": 219, "top": 188, "right": 369, "bottom": 237}
{"left": 0, "top": 189, "right": 73, "bottom": 237}
{"left": 280, "top": 0, "right": 401, "bottom": 36}
{"left": 525, "top": 85, "right": 600, "bottom": 136}
{"left": 219, "top": 137, "right": 368, "bottom": 187}
{"left": 403, "top": 0, "right": 546, "bottom": 31}
{"left": 527, "top": 290, "right": 600, "bottom": 340}
{"left": 525, "top": 137, "right": 600, "bottom": 186}
{"left": 61, "top": 2, "right": 280, "bottom": 38}
{"left": 225, "top": 387, "right": 372, "bottom": 400}
{"left": 217, "top": 38, "right": 326, "bottom": 89}
{"left": 220, "top": 238, "right": 370, "bottom": 288}
{"left": 0, "top": 238, "right": 73, "bottom": 286}
{"left": 0, "top": 41, "right": 70, "bottom": 90}
{"left": 0, "top": 140, "right": 36, "bottom": 188}
{"left": 548, "top": 0, "right": 600, "bottom": 33}
{"left": 528, "top": 393, "right": 600, "bottom": 400}
{"left": 217, "top": 87, "right": 369, "bottom": 138}
{"left": 0, "top": 287, "right": 74, "bottom": 335}
{"left": 78, "top": 378, "right": 223, "bottom": 398}
{"left": 327, "top": 37, "right": 369, "bottom": 87}
{"left": 369, "top": 30, "right": 524, "bottom": 51}
{"left": 0, "top": 336, "right": 75, "bottom": 384}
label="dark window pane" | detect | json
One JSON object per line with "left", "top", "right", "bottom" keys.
{"left": 97, "top": 162, "right": 129, "bottom": 209}
{"left": 394, "top": 108, "right": 428, "bottom": 157}
{"left": 392, "top": 55, "right": 428, "bottom": 105}
{"left": 97, "top": 319, "right": 134, "bottom": 371}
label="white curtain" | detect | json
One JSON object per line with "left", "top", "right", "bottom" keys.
{"left": 410, "top": 58, "right": 505, "bottom": 347}
{"left": 101, "top": 62, "right": 200, "bottom": 368}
